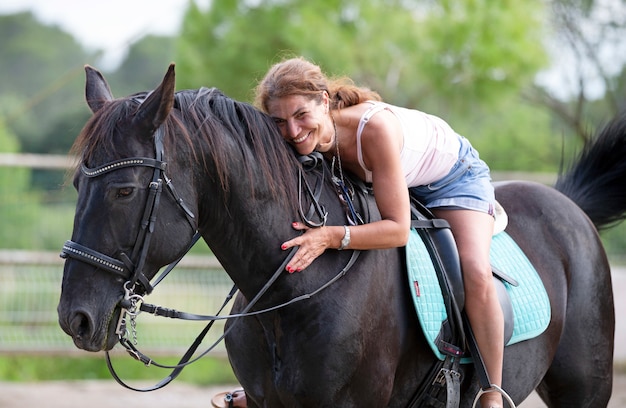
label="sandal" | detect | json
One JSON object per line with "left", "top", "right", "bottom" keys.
{"left": 211, "top": 389, "right": 245, "bottom": 408}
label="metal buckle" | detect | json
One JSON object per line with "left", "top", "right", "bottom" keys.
{"left": 434, "top": 368, "right": 449, "bottom": 385}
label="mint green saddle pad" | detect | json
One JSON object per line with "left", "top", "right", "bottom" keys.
{"left": 406, "top": 229, "right": 551, "bottom": 362}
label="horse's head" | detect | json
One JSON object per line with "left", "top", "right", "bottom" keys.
{"left": 58, "top": 64, "right": 198, "bottom": 351}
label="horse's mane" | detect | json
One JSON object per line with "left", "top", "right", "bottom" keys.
{"left": 70, "top": 87, "right": 301, "bottom": 205}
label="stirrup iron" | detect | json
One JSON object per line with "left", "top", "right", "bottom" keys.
{"left": 471, "top": 384, "right": 516, "bottom": 408}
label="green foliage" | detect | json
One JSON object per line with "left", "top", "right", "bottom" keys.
{"left": 108, "top": 35, "right": 178, "bottom": 96}
{"left": 600, "top": 224, "right": 626, "bottom": 265}
{"left": 0, "top": 354, "right": 236, "bottom": 385}
{"left": 452, "top": 94, "right": 563, "bottom": 172}
{"left": 174, "top": 0, "right": 557, "bottom": 177}
{"left": 416, "top": 0, "right": 548, "bottom": 107}
{"left": 38, "top": 109, "right": 91, "bottom": 156}
{"left": 0, "top": 12, "right": 87, "bottom": 98}
{"left": 0, "top": 119, "right": 75, "bottom": 250}
{"left": 0, "top": 116, "right": 30, "bottom": 184}
{"left": 0, "top": 120, "right": 34, "bottom": 248}
{"left": 176, "top": 0, "right": 548, "bottom": 112}
{"left": 0, "top": 12, "right": 91, "bottom": 154}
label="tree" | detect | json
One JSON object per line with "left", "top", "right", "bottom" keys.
{"left": 108, "top": 35, "right": 177, "bottom": 95}
{"left": 176, "top": 0, "right": 548, "bottom": 114}
{"left": 175, "top": 0, "right": 556, "bottom": 171}
{"left": 527, "top": 0, "right": 626, "bottom": 143}
{"left": 0, "top": 12, "right": 94, "bottom": 153}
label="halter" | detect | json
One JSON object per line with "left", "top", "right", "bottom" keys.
{"left": 60, "top": 126, "right": 197, "bottom": 295}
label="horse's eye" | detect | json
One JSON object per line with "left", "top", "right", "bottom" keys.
{"left": 116, "top": 187, "right": 134, "bottom": 198}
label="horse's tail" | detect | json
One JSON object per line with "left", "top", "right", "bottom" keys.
{"left": 555, "top": 113, "right": 626, "bottom": 230}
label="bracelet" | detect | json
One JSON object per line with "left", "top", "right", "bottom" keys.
{"left": 338, "top": 225, "right": 350, "bottom": 250}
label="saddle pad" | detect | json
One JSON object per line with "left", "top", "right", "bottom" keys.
{"left": 406, "top": 229, "right": 551, "bottom": 362}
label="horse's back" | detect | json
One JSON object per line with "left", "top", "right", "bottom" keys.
{"left": 495, "top": 181, "right": 614, "bottom": 407}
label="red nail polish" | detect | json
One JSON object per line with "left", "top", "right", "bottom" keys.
{"left": 281, "top": 244, "right": 287, "bottom": 250}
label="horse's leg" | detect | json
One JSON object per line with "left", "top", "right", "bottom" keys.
{"left": 536, "top": 252, "right": 614, "bottom": 407}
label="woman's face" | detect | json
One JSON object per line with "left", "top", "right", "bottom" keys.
{"left": 267, "top": 93, "right": 333, "bottom": 155}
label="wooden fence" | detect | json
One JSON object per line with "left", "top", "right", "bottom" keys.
{"left": 0, "top": 153, "right": 555, "bottom": 353}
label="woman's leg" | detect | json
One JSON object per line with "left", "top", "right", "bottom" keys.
{"left": 433, "top": 208, "right": 503, "bottom": 408}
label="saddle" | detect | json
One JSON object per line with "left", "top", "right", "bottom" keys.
{"left": 409, "top": 196, "right": 517, "bottom": 407}
{"left": 335, "top": 179, "right": 518, "bottom": 406}
{"left": 410, "top": 197, "right": 517, "bottom": 355}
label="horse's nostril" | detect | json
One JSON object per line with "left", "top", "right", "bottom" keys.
{"left": 69, "top": 311, "right": 92, "bottom": 341}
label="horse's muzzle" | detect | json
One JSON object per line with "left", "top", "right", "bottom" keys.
{"left": 58, "top": 303, "right": 120, "bottom": 352}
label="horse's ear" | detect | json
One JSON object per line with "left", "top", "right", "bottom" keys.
{"left": 85, "top": 65, "right": 113, "bottom": 113}
{"left": 132, "top": 63, "right": 176, "bottom": 136}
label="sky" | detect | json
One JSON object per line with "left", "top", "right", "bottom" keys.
{"left": 0, "top": 0, "right": 209, "bottom": 69}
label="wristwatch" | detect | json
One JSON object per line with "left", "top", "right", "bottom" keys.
{"left": 338, "top": 226, "right": 350, "bottom": 250}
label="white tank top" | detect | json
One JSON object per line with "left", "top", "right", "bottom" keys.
{"left": 356, "top": 101, "right": 461, "bottom": 187}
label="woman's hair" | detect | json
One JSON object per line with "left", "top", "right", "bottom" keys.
{"left": 255, "top": 56, "right": 381, "bottom": 112}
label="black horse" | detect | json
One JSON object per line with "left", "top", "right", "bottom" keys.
{"left": 58, "top": 64, "right": 621, "bottom": 407}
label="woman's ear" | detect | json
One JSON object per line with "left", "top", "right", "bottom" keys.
{"left": 322, "top": 90, "right": 330, "bottom": 113}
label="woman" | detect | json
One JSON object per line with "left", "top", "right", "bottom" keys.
{"left": 216, "top": 56, "right": 505, "bottom": 408}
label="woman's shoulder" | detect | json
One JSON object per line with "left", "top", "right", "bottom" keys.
{"left": 339, "top": 102, "right": 393, "bottom": 125}
{"left": 356, "top": 105, "right": 404, "bottom": 151}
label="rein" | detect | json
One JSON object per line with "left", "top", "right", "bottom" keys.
{"left": 61, "top": 126, "right": 363, "bottom": 391}
{"left": 106, "top": 153, "right": 361, "bottom": 392}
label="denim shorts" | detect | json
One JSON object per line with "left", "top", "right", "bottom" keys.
{"left": 409, "top": 136, "right": 495, "bottom": 216}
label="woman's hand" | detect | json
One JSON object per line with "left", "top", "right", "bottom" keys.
{"left": 281, "top": 222, "right": 339, "bottom": 273}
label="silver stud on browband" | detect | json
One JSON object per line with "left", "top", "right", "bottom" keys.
{"left": 82, "top": 159, "right": 147, "bottom": 177}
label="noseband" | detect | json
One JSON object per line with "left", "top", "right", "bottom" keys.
{"left": 60, "top": 126, "right": 197, "bottom": 295}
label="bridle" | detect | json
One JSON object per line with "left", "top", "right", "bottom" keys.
{"left": 60, "top": 126, "right": 197, "bottom": 295}
{"left": 60, "top": 123, "right": 363, "bottom": 392}
{"left": 59, "top": 125, "right": 208, "bottom": 391}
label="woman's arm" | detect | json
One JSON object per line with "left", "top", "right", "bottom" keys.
{"left": 281, "top": 109, "right": 410, "bottom": 273}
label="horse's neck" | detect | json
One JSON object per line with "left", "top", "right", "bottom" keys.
{"left": 196, "top": 176, "right": 296, "bottom": 298}
{"left": 198, "top": 159, "right": 336, "bottom": 300}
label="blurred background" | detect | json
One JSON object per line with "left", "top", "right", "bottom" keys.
{"left": 0, "top": 0, "right": 625, "bottom": 404}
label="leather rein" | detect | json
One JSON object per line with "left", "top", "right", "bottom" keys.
{"left": 60, "top": 125, "right": 361, "bottom": 392}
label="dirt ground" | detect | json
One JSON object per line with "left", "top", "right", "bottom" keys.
{"left": 2, "top": 270, "right": 625, "bottom": 408}
{"left": 1, "top": 377, "right": 625, "bottom": 407}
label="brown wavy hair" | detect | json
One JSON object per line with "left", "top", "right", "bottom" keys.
{"left": 255, "top": 57, "right": 381, "bottom": 112}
